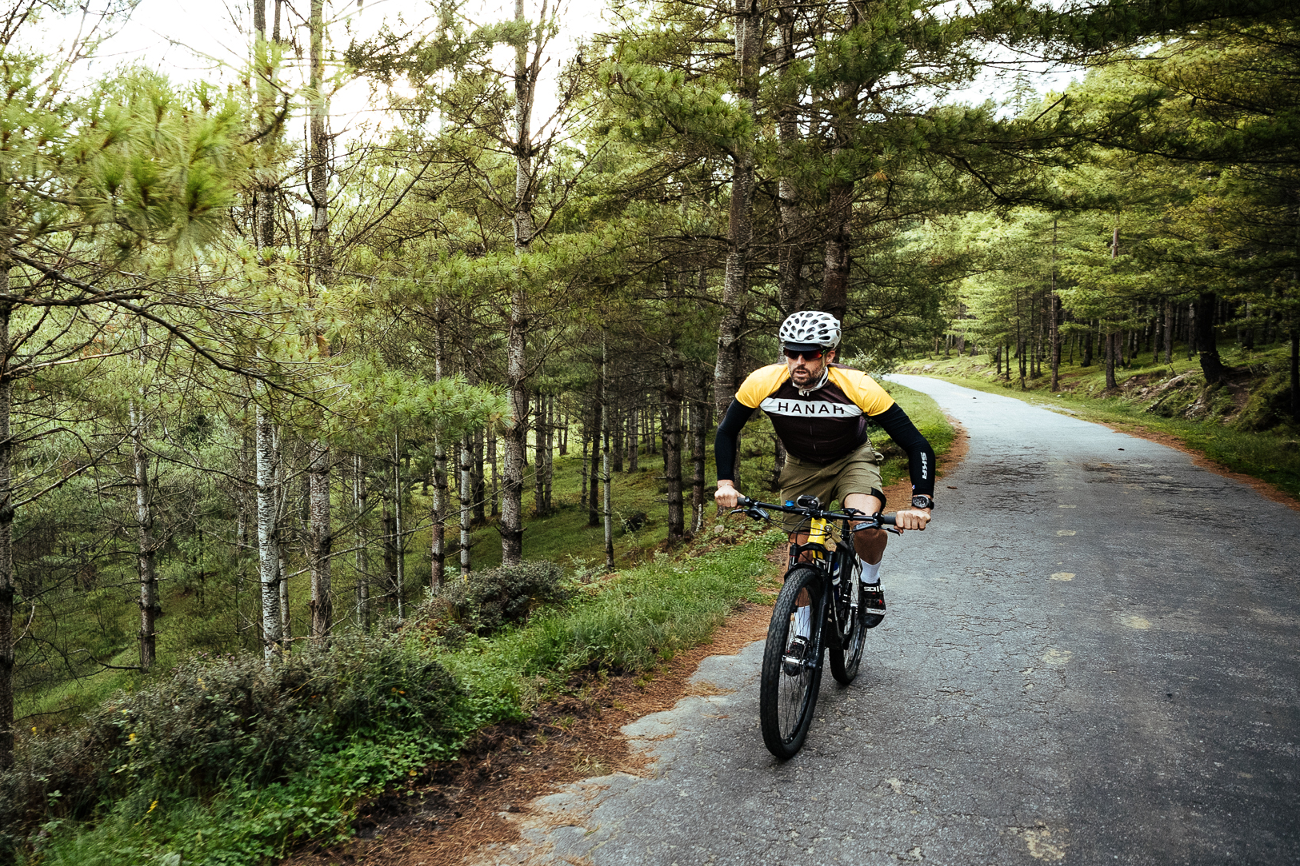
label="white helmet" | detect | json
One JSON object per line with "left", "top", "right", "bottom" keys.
{"left": 779, "top": 310, "right": 841, "bottom": 351}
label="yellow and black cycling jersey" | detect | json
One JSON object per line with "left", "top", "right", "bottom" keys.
{"left": 735, "top": 363, "right": 894, "bottom": 464}
{"left": 716, "top": 362, "right": 935, "bottom": 496}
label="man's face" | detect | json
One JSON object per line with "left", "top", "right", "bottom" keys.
{"left": 785, "top": 347, "right": 833, "bottom": 387}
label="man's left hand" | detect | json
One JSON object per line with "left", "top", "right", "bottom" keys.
{"left": 893, "top": 507, "right": 932, "bottom": 532}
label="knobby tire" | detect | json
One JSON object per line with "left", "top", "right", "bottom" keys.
{"left": 759, "top": 565, "right": 824, "bottom": 759}
{"left": 828, "top": 560, "right": 868, "bottom": 685}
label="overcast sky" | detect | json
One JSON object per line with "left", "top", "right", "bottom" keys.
{"left": 44, "top": 0, "right": 1076, "bottom": 141}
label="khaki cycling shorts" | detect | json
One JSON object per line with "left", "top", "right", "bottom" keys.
{"left": 777, "top": 441, "right": 885, "bottom": 532}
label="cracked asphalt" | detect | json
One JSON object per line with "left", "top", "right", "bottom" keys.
{"left": 477, "top": 376, "right": 1300, "bottom": 866}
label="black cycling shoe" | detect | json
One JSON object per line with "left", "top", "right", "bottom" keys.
{"left": 782, "top": 635, "right": 810, "bottom": 676}
{"left": 861, "top": 583, "right": 886, "bottom": 629}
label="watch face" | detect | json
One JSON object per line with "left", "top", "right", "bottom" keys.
{"left": 911, "top": 495, "right": 932, "bottom": 509}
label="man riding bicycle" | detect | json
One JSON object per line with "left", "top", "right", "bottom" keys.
{"left": 713, "top": 310, "right": 936, "bottom": 631}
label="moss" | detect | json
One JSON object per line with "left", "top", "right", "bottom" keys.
{"left": 1235, "top": 371, "right": 1294, "bottom": 432}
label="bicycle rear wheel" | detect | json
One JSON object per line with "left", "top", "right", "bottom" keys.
{"left": 828, "top": 566, "right": 868, "bottom": 685}
{"left": 759, "top": 565, "right": 824, "bottom": 759}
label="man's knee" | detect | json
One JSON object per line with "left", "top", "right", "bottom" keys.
{"left": 852, "top": 525, "right": 887, "bottom": 564}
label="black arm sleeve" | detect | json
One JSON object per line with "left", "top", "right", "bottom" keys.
{"left": 871, "top": 403, "right": 936, "bottom": 497}
{"left": 714, "top": 399, "right": 756, "bottom": 482}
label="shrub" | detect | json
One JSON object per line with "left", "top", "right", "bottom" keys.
{"left": 438, "top": 560, "right": 570, "bottom": 637}
{"left": 0, "top": 634, "right": 461, "bottom": 841}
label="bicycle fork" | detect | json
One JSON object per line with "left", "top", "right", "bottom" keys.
{"left": 783, "top": 574, "right": 835, "bottom": 674}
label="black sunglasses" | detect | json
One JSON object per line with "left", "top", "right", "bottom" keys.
{"left": 783, "top": 348, "right": 824, "bottom": 361}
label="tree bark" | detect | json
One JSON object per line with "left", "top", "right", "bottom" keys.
{"left": 1105, "top": 330, "right": 1118, "bottom": 390}
{"left": 822, "top": 2, "right": 863, "bottom": 323}
{"left": 500, "top": 0, "right": 537, "bottom": 567}
{"left": 690, "top": 377, "right": 710, "bottom": 535}
{"left": 473, "top": 428, "right": 487, "bottom": 525}
{"left": 663, "top": 359, "right": 686, "bottom": 541}
{"left": 353, "top": 454, "right": 370, "bottom": 629}
{"left": 431, "top": 301, "right": 447, "bottom": 590}
{"left": 131, "top": 399, "right": 159, "bottom": 672}
{"left": 713, "top": 0, "right": 764, "bottom": 420}
{"left": 589, "top": 377, "right": 603, "bottom": 527}
{"left": 543, "top": 393, "right": 554, "bottom": 511}
{"left": 1194, "top": 291, "right": 1230, "bottom": 385}
{"left": 393, "top": 441, "right": 405, "bottom": 621}
{"left": 0, "top": 258, "right": 15, "bottom": 768}
{"left": 534, "top": 391, "right": 547, "bottom": 516}
{"left": 256, "top": 405, "right": 283, "bottom": 660}
{"left": 602, "top": 338, "right": 614, "bottom": 570}
{"left": 1164, "top": 299, "right": 1175, "bottom": 364}
{"left": 307, "top": 440, "right": 332, "bottom": 643}
{"left": 775, "top": 0, "right": 808, "bottom": 316}
{"left": 459, "top": 434, "right": 473, "bottom": 577}
{"left": 1050, "top": 222, "right": 1061, "bottom": 391}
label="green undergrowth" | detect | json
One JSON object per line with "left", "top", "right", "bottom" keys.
{"left": 900, "top": 345, "right": 1300, "bottom": 498}
{"left": 5, "top": 383, "right": 956, "bottom": 865}
{"left": 3, "top": 526, "right": 782, "bottom": 866}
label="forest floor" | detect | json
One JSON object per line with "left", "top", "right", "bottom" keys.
{"left": 281, "top": 427, "right": 970, "bottom": 866}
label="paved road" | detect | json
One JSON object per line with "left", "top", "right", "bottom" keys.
{"left": 481, "top": 376, "right": 1300, "bottom": 866}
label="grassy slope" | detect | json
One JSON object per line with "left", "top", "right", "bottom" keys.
{"left": 20, "top": 382, "right": 951, "bottom": 726}
{"left": 898, "top": 342, "right": 1300, "bottom": 499}
{"left": 17, "top": 383, "right": 954, "bottom": 865}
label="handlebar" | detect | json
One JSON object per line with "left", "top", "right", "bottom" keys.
{"left": 732, "top": 495, "right": 898, "bottom": 529}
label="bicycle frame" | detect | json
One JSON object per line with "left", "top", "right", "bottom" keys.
{"left": 736, "top": 495, "right": 898, "bottom": 662}
{"left": 736, "top": 495, "right": 899, "bottom": 758}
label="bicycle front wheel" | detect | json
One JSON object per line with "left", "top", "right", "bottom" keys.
{"left": 759, "top": 565, "right": 824, "bottom": 759}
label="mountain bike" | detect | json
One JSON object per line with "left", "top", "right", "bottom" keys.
{"left": 732, "top": 494, "right": 900, "bottom": 759}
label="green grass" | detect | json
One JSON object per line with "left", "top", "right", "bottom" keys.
{"left": 900, "top": 341, "right": 1300, "bottom": 498}
{"left": 9, "top": 383, "right": 959, "bottom": 866}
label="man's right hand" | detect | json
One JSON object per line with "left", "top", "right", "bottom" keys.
{"left": 714, "top": 481, "right": 741, "bottom": 509}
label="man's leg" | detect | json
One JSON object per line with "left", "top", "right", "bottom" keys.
{"left": 843, "top": 492, "right": 888, "bottom": 627}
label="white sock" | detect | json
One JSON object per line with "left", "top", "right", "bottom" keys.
{"left": 858, "top": 557, "right": 881, "bottom": 587}
{"left": 794, "top": 604, "right": 812, "bottom": 639}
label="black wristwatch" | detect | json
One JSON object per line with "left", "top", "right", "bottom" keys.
{"left": 911, "top": 495, "right": 935, "bottom": 510}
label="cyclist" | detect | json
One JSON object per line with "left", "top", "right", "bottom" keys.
{"left": 713, "top": 310, "right": 935, "bottom": 640}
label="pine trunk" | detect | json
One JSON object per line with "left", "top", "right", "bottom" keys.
{"left": 775, "top": 0, "right": 807, "bottom": 316}
{"left": 256, "top": 405, "right": 283, "bottom": 660}
{"left": 473, "top": 429, "right": 486, "bottom": 525}
{"left": 500, "top": 0, "right": 534, "bottom": 567}
{"left": 460, "top": 435, "right": 473, "bottom": 576}
{"left": 589, "top": 382, "right": 603, "bottom": 527}
{"left": 0, "top": 286, "right": 15, "bottom": 768}
{"left": 393, "top": 444, "right": 405, "bottom": 621}
{"left": 713, "top": 0, "right": 764, "bottom": 420}
{"left": 431, "top": 303, "right": 447, "bottom": 590}
{"left": 354, "top": 454, "right": 370, "bottom": 630}
{"left": 1105, "top": 331, "right": 1118, "bottom": 390}
{"left": 307, "top": 440, "right": 332, "bottom": 643}
{"left": 602, "top": 339, "right": 614, "bottom": 569}
{"left": 663, "top": 361, "right": 686, "bottom": 541}
{"left": 534, "top": 392, "right": 546, "bottom": 516}
{"left": 1195, "top": 292, "right": 1230, "bottom": 385}
{"left": 131, "top": 401, "right": 159, "bottom": 672}
{"left": 690, "top": 381, "right": 710, "bottom": 535}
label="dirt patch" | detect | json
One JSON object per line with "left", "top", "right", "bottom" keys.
{"left": 281, "top": 423, "right": 968, "bottom": 866}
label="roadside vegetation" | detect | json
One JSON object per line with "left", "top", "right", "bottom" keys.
{"left": 2, "top": 387, "right": 950, "bottom": 864}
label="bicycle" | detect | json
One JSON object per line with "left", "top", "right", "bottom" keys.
{"left": 732, "top": 494, "right": 900, "bottom": 759}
